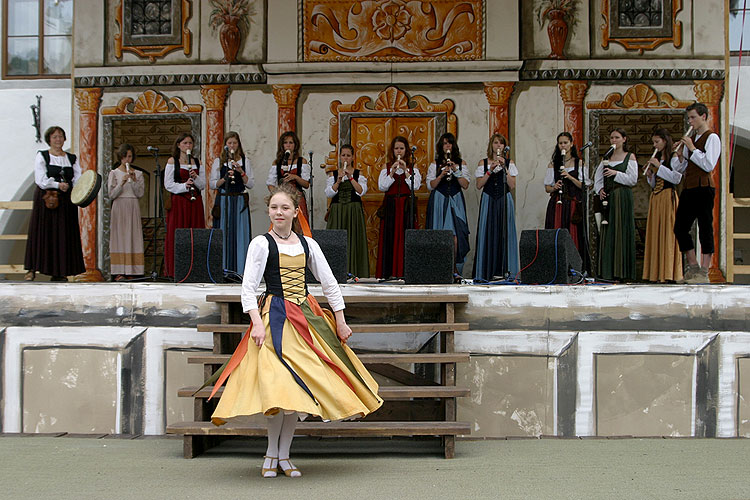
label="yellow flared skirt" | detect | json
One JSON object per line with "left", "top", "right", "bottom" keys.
{"left": 211, "top": 297, "right": 382, "bottom": 424}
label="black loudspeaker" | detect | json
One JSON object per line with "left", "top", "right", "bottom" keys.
{"left": 404, "top": 229, "right": 454, "bottom": 284}
{"left": 309, "top": 229, "right": 348, "bottom": 284}
{"left": 519, "top": 229, "right": 582, "bottom": 284}
{"left": 174, "top": 228, "right": 223, "bottom": 283}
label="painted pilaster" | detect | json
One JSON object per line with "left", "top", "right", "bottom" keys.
{"left": 693, "top": 80, "right": 725, "bottom": 283}
{"left": 73, "top": 87, "right": 104, "bottom": 282}
{"left": 483, "top": 82, "right": 515, "bottom": 139}
{"left": 199, "top": 85, "right": 229, "bottom": 227}
{"left": 558, "top": 80, "right": 589, "bottom": 148}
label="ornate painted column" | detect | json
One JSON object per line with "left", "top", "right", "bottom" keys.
{"left": 73, "top": 88, "right": 104, "bottom": 282}
{"left": 272, "top": 84, "right": 301, "bottom": 138}
{"left": 558, "top": 80, "right": 589, "bottom": 147}
{"left": 483, "top": 82, "right": 515, "bottom": 139}
{"left": 693, "top": 80, "right": 725, "bottom": 283}
{"left": 200, "top": 84, "right": 229, "bottom": 227}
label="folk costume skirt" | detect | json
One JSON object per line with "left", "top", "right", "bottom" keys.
{"left": 211, "top": 295, "right": 382, "bottom": 423}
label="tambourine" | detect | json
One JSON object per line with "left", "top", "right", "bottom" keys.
{"left": 71, "top": 170, "right": 102, "bottom": 207}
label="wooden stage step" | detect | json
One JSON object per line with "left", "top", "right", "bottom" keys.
{"left": 187, "top": 352, "right": 470, "bottom": 365}
{"left": 197, "top": 322, "right": 469, "bottom": 334}
{"left": 206, "top": 294, "right": 469, "bottom": 305}
{"left": 167, "top": 420, "right": 471, "bottom": 437}
{"left": 180, "top": 385, "right": 470, "bottom": 400}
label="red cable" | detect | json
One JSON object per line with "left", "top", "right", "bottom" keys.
{"left": 177, "top": 228, "right": 195, "bottom": 283}
{"left": 516, "top": 229, "right": 540, "bottom": 283}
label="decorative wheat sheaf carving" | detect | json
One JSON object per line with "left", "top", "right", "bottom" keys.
{"left": 304, "top": 0, "right": 483, "bottom": 61}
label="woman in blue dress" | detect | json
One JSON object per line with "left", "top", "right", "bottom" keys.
{"left": 210, "top": 131, "right": 255, "bottom": 274}
{"left": 426, "top": 132, "right": 470, "bottom": 277}
{"left": 473, "top": 133, "right": 519, "bottom": 281}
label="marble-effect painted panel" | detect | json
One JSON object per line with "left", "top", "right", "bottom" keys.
{"left": 457, "top": 355, "right": 554, "bottom": 437}
{"left": 164, "top": 349, "right": 206, "bottom": 427}
{"left": 22, "top": 348, "right": 118, "bottom": 433}
{"left": 739, "top": 358, "right": 750, "bottom": 438}
{"left": 596, "top": 353, "right": 693, "bottom": 437}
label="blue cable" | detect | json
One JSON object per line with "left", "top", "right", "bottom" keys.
{"left": 544, "top": 228, "right": 561, "bottom": 285}
{"left": 206, "top": 229, "right": 217, "bottom": 284}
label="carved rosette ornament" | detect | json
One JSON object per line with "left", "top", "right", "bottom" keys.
{"left": 201, "top": 85, "right": 230, "bottom": 227}
{"left": 305, "top": 0, "right": 483, "bottom": 61}
{"left": 558, "top": 80, "right": 589, "bottom": 147}
{"left": 693, "top": 80, "right": 725, "bottom": 283}
{"left": 73, "top": 88, "right": 105, "bottom": 282}
{"left": 483, "top": 82, "right": 515, "bottom": 139}
{"left": 272, "top": 84, "right": 302, "bottom": 138}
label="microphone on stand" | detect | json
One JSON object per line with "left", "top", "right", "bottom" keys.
{"left": 580, "top": 141, "right": 593, "bottom": 152}
{"left": 603, "top": 144, "right": 616, "bottom": 159}
{"left": 308, "top": 150, "right": 314, "bottom": 165}
{"left": 147, "top": 146, "right": 159, "bottom": 153}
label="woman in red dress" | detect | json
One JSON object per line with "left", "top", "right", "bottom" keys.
{"left": 164, "top": 133, "right": 205, "bottom": 277}
{"left": 376, "top": 136, "right": 422, "bottom": 279}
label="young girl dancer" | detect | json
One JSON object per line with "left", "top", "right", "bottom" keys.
{"left": 473, "top": 133, "right": 519, "bottom": 281}
{"left": 210, "top": 184, "right": 382, "bottom": 478}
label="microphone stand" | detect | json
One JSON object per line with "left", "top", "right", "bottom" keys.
{"left": 409, "top": 161, "right": 416, "bottom": 231}
{"left": 500, "top": 156, "right": 508, "bottom": 279}
{"left": 308, "top": 151, "right": 314, "bottom": 230}
{"left": 580, "top": 147, "right": 593, "bottom": 278}
{"left": 130, "top": 148, "right": 169, "bottom": 282}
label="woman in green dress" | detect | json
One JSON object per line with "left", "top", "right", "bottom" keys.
{"left": 325, "top": 144, "right": 369, "bottom": 278}
{"left": 594, "top": 128, "right": 639, "bottom": 281}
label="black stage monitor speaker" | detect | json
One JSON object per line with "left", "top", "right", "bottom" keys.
{"left": 310, "top": 229, "right": 348, "bottom": 284}
{"left": 404, "top": 229, "right": 454, "bottom": 284}
{"left": 174, "top": 228, "right": 223, "bottom": 283}
{"left": 519, "top": 229, "right": 582, "bottom": 284}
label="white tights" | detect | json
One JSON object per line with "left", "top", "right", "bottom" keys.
{"left": 263, "top": 412, "right": 300, "bottom": 476}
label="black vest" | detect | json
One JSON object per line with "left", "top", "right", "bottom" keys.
{"left": 555, "top": 156, "right": 582, "bottom": 199}
{"left": 40, "top": 150, "right": 76, "bottom": 186}
{"left": 219, "top": 156, "right": 247, "bottom": 194}
{"left": 434, "top": 160, "right": 463, "bottom": 197}
{"left": 276, "top": 157, "right": 304, "bottom": 185}
{"left": 482, "top": 158, "right": 511, "bottom": 199}
{"left": 172, "top": 156, "right": 201, "bottom": 184}
{"left": 262, "top": 233, "right": 310, "bottom": 299}
{"left": 331, "top": 169, "right": 361, "bottom": 203}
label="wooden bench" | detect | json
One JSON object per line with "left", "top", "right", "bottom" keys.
{"left": 166, "top": 292, "right": 471, "bottom": 458}
{"left": 0, "top": 201, "right": 33, "bottom": 275}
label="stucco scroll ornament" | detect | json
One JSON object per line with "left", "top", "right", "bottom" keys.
{"left": 305, "top": 0, "right": 482, "bottom": 61}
